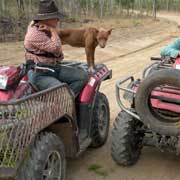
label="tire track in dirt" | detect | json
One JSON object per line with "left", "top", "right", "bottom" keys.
{"left": 67, "top": 39, "right": 180, "bottom": 180}
{"left": 66, "top": 14, "right": 180, "bottom": 180}
{"left": 99, "top": 36, "right": 172, "bottom": 63}
{"left": 0, "top": 15, "right": 180, "bottom": 180}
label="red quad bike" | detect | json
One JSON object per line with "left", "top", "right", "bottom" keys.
{"left": 111, "top": 57, "right": 180, "bottom": 166}
{"left": 0, "top": 60, "right": 112, "bottom": 180}
{"left": 143, "top": 56, "right": 180, "bottom": 78}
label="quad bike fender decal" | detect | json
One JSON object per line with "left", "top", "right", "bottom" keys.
{"left": 132, "top": 84, "right": 180, "bottom": 113}
{"left": 151, "top": 99, "right": 180, "bottom": 113}
{"left": 88, "top": 77, "right": 96, "bottom": 87}
{"left": 151, "top": 90, "right": 180, "bottom": 100}
{"left": 79, "top": 66, "right": 111, "bottom": 103}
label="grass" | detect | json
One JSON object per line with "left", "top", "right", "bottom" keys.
{"left": 0, "top": 147, "right": 16, "bottom": 168}
{"left": 88, "top": 164, "right": 108, "bottom": 177}
{"left": 132, "top": 19, "right": 142, "bottom": 27}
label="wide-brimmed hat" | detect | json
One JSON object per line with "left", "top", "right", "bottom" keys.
{"left": 33, "top": 0, "right": 64, "bottom": 21}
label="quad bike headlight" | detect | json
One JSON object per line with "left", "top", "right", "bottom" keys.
{"left": 0, "top": 75, "right": 8, "bottom": 90}
{"left": 175, "top": 64, "right": 180, "bottom": 70}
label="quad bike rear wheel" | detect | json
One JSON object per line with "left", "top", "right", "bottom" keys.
{"left": 17, "top": 132, "right": 66, "bottom": 180}
{"left": 111, "top": 111, "right": 143, "bottom": 166}
{"left": 90, "top": 92, "right": 110, "bottom": 148}
{"left": 135, "top": 69, "right": 180, "bottom": 136}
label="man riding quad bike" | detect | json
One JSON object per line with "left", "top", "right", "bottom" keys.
{"left": 0, "top": 60, "right": 111, "bottom": 180}
{"left": 0, "top": 1, "right": 112, "bottom": 180}
{"left": 111, "top": 60, "right": 180, "bottom": 166}
{"left": 143, "top": 56, "right": 180, "bottom": 78}
{"left": 143, "top": 37, "right": 180, "bottom": 78}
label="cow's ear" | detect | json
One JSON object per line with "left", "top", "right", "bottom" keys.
{"left": 108, "top": 28, "right": 114, "bottom": 35}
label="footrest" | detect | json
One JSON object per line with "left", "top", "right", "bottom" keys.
{"left": 78, "top": 138, "right": 92, "bottom": 155}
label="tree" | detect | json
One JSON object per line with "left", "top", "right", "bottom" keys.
{"left": 1, "top": 0, "right": 6, "bottom": 16}
{"left": 99, "top": 0, "right": 105, "bottom": 18}
{"left": 16, "top": 0, "right": 24, "bottom": 11}
{"left": 153, "top": 0, "right": 157, "bottom": 19}
{"left": 166, "top": 0, "right": 170, "bottom": 11}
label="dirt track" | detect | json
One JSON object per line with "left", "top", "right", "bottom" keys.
{"left": 1, "top": 13, "right": 180, "bottom": 180}
{"left": 66, "top": 15, "right": 180, "bottom": 180}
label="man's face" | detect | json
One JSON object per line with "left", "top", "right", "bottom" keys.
{"left": 45, "top": 18, "right": 60, "bottom": 28}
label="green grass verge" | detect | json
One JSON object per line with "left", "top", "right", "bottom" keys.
{"left": 88, "top": 164, "right": 108, "bottom": 177}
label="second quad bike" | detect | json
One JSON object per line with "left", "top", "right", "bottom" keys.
{"left": 111, "top": 64, "right": 180, "bottom": 166}
{"left": 143, "top": 56, "right": 180, "bottom": 78}
{"left": 0, "top": 60, "right": 112, "bottom": 180}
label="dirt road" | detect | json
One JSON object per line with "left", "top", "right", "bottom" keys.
{"left": 158, "top": 12, "right": 180, "bottom": 26}
{"left": 1, "top": 14, "right": 180, "bottom": 180}
{"left": 66, "top": 16, "right": 180, "bottom": 180}
{"left": 67, "top": 40, "right": 180, "bottom": 180}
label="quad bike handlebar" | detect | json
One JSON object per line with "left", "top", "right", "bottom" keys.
{"left": 151, "top": 56, "right": 176, "bottom": 63}
{"left": 151, "top": 57, "right": 162, "bottom": 61}
{"left": 143, "top": 56, "right": 177, "bottom": 78}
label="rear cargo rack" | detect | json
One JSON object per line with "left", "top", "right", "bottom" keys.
{"left": 0, "top": 84, "right": 74, "bottom": 179}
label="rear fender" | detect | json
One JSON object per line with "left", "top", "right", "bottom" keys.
{"left": 44, "top": 115, "right": 79, "bottom": 158}
{"left": 79, "top": 65, "right": 112, "bottom": 103}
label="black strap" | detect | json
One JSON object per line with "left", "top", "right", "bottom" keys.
{"left": 25, "top": 48, "right": 60, "bottom": 58}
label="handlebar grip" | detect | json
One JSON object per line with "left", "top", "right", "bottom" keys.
{"left": 151, "top": 57, "right": 162, "bottom": 61}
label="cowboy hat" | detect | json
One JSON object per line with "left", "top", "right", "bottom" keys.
{"left": 33, "top": 0, "right": 64, "bottom": 21}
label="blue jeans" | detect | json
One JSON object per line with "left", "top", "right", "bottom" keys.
{"left": 29, "top": 65, "right": 88, "bottom": 96}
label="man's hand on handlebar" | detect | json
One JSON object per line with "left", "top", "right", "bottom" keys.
{"left": 150, "top": 56, "right": 175, "bottom": 64}
{"left": 163, "top": 56, "right": 175, "bottom": 63}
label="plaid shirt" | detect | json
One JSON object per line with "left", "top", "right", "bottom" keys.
{"left": 24, "top": 24, "right": 64, "bottom": 64}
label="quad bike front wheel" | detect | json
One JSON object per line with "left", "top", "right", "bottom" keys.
{"left": 90, "top": 92, "right": 110, "bottom": 148}
{"left": 111, "top": 111, "right": 143, "bottom": 166}
{"left": 17, "top": 132, "right": 66, "bottom": 180}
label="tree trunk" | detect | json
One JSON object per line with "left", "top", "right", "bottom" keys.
{"left": 109, "top": 0, "right": 114, "bottom": 15}
{"left": 17, "top": 0, "right": 24, "bottom": 10}
{"left": 167, "top": 0, "right": 170, "bottom": 11}
{"left": 99, "top": 0, "right": 105, "bottom": 18}
{"left": 28, "top": 0, "right": 32, "bottom": 20}
{"left": 1, "top": 0, "right": 5, "bottom": 15}
{"left": 119, "top": 0, "right": 122, "bottom": 14}
{"left": 86, "top": 0, "right": 89, "bottom": 17}
{"left": 153, "top": 0, "right": 157, "bottom": 20}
